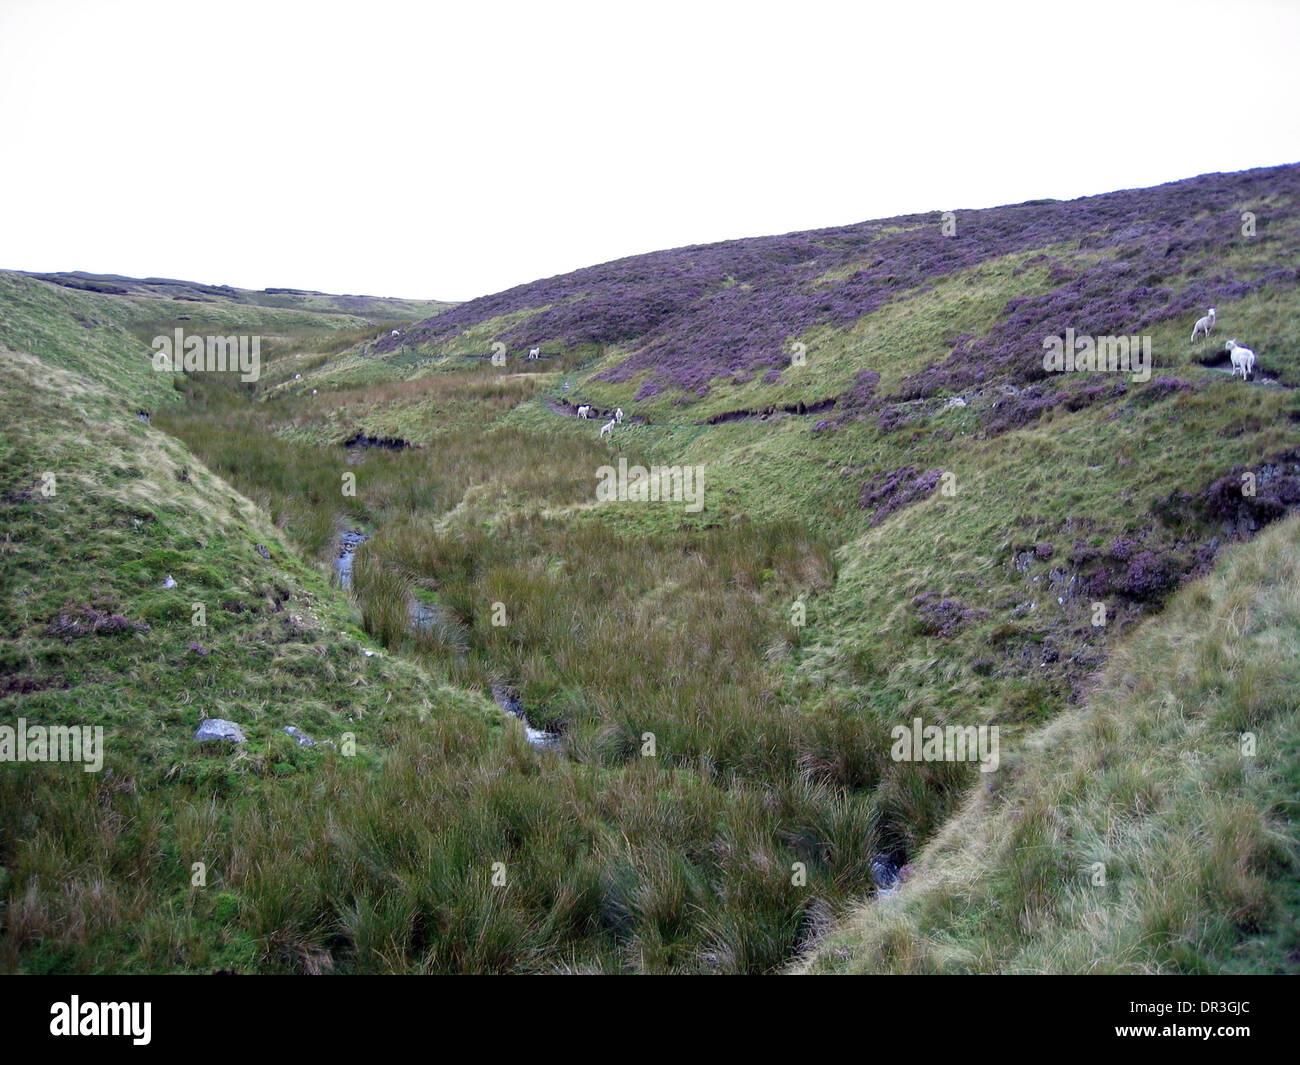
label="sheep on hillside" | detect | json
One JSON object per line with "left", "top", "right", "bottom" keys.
{"left": 1191, "top": 307, "right": 1216, "bottom": 342}
{"left": 1226, "top": 339, "right": 1256, "bottom": 380}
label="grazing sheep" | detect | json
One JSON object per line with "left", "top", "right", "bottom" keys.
{"left": 577, "top": 405, "right": 591, "bottom": 419}
{"left": 528, "top": 347, "right": 541, "bottom": 359}
{"left": 1226, "top": 339, "right": 1256, "bottom": 380}
{"left": 599, "top": 419, "right": 615, "bottom": 439}
{"left": 391, "top": 329, "right": 402, "bottom": 338}
{"left": 614, "top": 407, "right": 624, "bottom": 423}
{"left": 1191, "top": 307, "right": 1216, "bottom": 342}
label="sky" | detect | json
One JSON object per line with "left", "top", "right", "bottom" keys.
{"left": 2, "top": 0, "right": 1298, "bottom": 302}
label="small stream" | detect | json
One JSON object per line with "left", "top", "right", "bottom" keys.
{"left": 333, "top": 530, "right": 370, "bottom": 589}
{"left": 491, "top": 685, "right": 561, "bottom": 751}
{"left": 334, "top": 529, "right": 561, "bottom": 752}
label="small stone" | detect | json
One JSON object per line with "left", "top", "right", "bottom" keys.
{"left": 195, "top": 719, "right": 246, "bottom": 743}
{"left": 162, "top": 574, "right": 177, "bottom": 588}
{"left": 254, "top": 544, "right": 271, "bottom": 560}
{"left": 282, "top": 725, "right": 315, "bottom": 747}
{"left": 870, "top": 855, "right": 901, "bottom": 891}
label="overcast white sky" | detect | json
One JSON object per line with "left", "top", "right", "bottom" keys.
{"left": 2, "top": 0, "right": 1298, "bottom": 302}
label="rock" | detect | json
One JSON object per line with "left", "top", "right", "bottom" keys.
{"left": 162, "top": 574, "right": 177, "bottom": 588}
{"left": 195, "top": 719, "right": 246, "bottom": 743}
{"left": 870, "top": 855, "right": 901, "bottom": 891}
{"left": 136, "top": 410, "right": 151, "bottom": 423}
{"left": 188, "top": 641, "right": 210, "bottom": 656}
{"left": 943, "top": 396, "right": 968, "bottom": 410}
{"left": 282, "top": 725, "right": 315, "bottom": 747}
{"left": 254, "top": 543, "right": 271, "bottom": 560}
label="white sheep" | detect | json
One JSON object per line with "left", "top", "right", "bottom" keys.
{"left": 1226, "top": 339, "right": 1256, "bottom": 380}
{"left": 599, "top": 419, "right": 615, "bottom": 439}
{"left": 391, "top": 329, "right": 402, "bottom": 338}
{"left": 528, "top": 346, "right": 541, "bottom": 359}
{"left": 1191, "top": 307, "right": 1216, "bottom": 342}
{"left": 577, "top": 405, "right": 591, "bottom": 419}
{"left": 614, "top": 407, "right": 624, "bottom": 423}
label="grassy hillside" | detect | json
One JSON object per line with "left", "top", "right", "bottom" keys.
{"left": 794, "top": 512, "right": 1300, "bottom": 974}
{"left": 14, "top": 270, "right": 454, "bottom": 322}
{"left": 2, "top": 163, "right": 1299, "bottom": 973}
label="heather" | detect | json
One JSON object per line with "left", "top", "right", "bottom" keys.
{"left": 858, "top": 466, "right": 942, "bottom": 525}
{"left": 385, "top": 164, "right": 1300, "bottom": 408}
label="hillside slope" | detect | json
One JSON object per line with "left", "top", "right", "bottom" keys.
{"left": 12, "top": 270, "right": 454, "bottom": 322}
{"left": 378, "top": 163, "right": 1300, "bottom": 415}
{"left": 795, "top": 512, "right": 1300, "bottom": 974}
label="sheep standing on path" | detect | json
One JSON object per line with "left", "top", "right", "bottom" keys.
{"left": 614, "top": 407, "right": 624, "bottom": 423}
{"left": 577, "top": 405, "right": 591, "bottom": 419}
{"left": 528, "top": 347, "right": 541, "bottom": 360}
{"left": 1226, "top": 339, "right": 1256, "bottom": 380}
{"left": 599, "top": 419, "right": 616, "bottom": 439}
{"left": 1191, "top": 307, "right": 1216, "bottom": 342}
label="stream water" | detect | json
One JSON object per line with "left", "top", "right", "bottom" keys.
{"left": 333, "top": 530, "right": 370, "bottom": 589}
{"left": 335, "top": 530, "right": 560, "bottom": 751}
{"left": 491, "top": 685, "right": 561, "bottom": 751}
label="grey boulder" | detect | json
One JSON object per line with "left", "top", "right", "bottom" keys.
{"left": 282, "top": 725, "right": 315, "bottom": 747}
{"left": 195, "top": 719, "right": 246, "bottom": 743}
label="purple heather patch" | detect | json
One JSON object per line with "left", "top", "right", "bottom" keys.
{"left": 913, "top": 591, "right": 990, "bottom": 638}
{"left": 1121, "top": 551, "right": 1177, "bottom": 602}
{"left": 1108, "top": 536, "right": 1139, "bottom": 562}
{"left": 859, "top": 466, "right": 943, "bottom": 525}
{"left": 376, "top": 164, "right": 1300, "bottom": 404}
{"left": 1200, "top": 451, "right": 1300, "bottom": 531}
